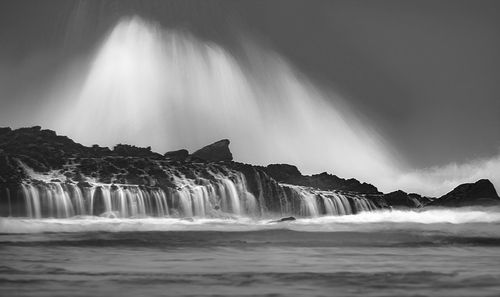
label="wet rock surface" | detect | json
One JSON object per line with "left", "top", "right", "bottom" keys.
{"left": 0, "top": 126, "right": 498, "bottom": 216}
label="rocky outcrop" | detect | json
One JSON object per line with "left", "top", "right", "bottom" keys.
{"left": 429, "top": 179, "right": 500, "bottom": 207}
{"left": 0, "top": 126, "right": 498, "bottom": 217}
{"left": 113, "top": 144, "right": 163, "bottom": 158}
{"left": 263, "top": 164, "right": 380, "bottom": 194}
{"left": 0, "top": 126, "right": 87, "bottom": 172}
{"left": 164, "top": 149, "right": 189, "bottom": 161}
{"left": 382, "top": 190, "right": 425, "bottom": 208}
{"left": 191, "top": 139, "right": 233, "bottom": 162}
{"left": 265, "top": 164, "right": 302, "bottom": 182}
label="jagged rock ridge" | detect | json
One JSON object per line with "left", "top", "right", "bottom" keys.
{"left": 0, "top": 126, "right": 498, "bottom": 218}
{"left": 263, "top": 164, "right": 380, "bottom": 194}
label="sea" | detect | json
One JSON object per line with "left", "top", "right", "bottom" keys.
{"left": 1, "top": 207, "right": 500, "bottom": 297}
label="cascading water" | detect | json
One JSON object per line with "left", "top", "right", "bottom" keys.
{"left": 5, "top": 14, "right": 387, "bottom": 219}
{"left": 12, "top": 162, "right": 379, "bottom": 219}
{"left": 281, "top": 185, "right": 377, "bottom": 217}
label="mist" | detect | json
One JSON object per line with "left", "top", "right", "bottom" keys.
{"left": 3, "top": 16, "right": 498, "bottom": 197}
{"left": 39, "top": 17, "right": 399, "bottom": 187}
{"left": 397, "top": 153, "right": 500, "bottom": 196}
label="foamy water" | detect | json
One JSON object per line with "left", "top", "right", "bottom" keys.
{"left": 2, "top": 208, "right": 500, "bottom": 234}
{"left": 2, "top": 207, "right": 500, "bottom": 297}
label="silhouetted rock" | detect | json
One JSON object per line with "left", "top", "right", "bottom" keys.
{"left": 0, "top": 126, "right": 89, "bottom": 169}
{"left": 2, "top": 125, "right": 498, "bottom": 214}
{"left": 113, "top": 144, "right": 162, "bottom": 158}
{"left": 191, "top": 139, "right": 233, "bottom": 162}
{"left": 430, "top": 179, "right": 500, "bottom": 207}
{"left": 164, "top": 149, "right": 189, "bottom": 161}
{"left": 309, "top": 173, "right": 380, "bottom": 194}
{"left": 263, "top": 164, "right": 380, "bottom": 194}
{"left": 383, "top": 190, "right": 424, "bottom": 208}
{"left": 265, "top": 164, "right": 302, "bottom": 182}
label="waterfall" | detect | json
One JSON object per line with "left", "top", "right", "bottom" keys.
{"left": 255, "top": 183, "right": 378, "bottom": 218}
{"left": 287, "top": 186, "right": 320, "bottom": 217}
{"left": 21, "top": 184, "right": 41, "bottom": 219}
{"left": 11, "top": 163, "right": 379, "bottom": 219}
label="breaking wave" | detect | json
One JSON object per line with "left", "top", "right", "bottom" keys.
{"left": 2, "top": 207, "right": 500, "bottom": 234}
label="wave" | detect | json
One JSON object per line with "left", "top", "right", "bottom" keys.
{"left": 1, "top": 207, "right": 500, "bottom": 235}
{"left": 294, "top": 207, "right": 500, "bottom": 224}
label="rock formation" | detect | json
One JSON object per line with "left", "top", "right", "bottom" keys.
{"left": 263, "top": 164, "right": 380, "bottom": 194}
{"left": 0, "top": 126, "right": 498, "bottom": 218}
{"left": 380, "top": 190, "right": 430, "bottom": 208}
{"left": 164, "top": 149, "right": 189, "bottom": 161}
{"left": 191, "top": 139, "right": 233, "bottom": 162}
{"left": 429, "top": 179, "right": 500, "bottom": 207}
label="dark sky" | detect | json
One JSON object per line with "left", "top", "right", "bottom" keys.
{"left": 1, "top": 0, "right": 499, "bottom": 169}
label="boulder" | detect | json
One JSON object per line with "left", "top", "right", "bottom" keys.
{"left": 191, "top": 139, "right": 233, "bottom": 162}
{"left": 430, "top": 179, "right": 500, "bottom": 207}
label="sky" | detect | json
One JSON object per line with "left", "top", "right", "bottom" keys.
{"left": 0, "top": 0, "right": 499, "bottom": 196}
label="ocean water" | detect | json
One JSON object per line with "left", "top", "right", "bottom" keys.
{"left": 1, "top": 208, "right": 500, "bottom": 297}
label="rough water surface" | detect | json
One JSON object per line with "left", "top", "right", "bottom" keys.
{"left": 1, "top": 208, "right": 500, "bottom": 297}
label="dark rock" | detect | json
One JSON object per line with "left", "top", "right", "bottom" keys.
{"left": 265, "top": 164, "right": 302, "bottom": 182}
{"left": 383, "top": 190, "right": 423, "bottom": 208}
{"left": 363, "top": 193, "right": 390, "bottom": 209}
{"left": 77, "top": 181, "right": 92, "bottom": 188}
{"left": 3, "top": 125, "right": 497, "bottom": 215}
{"left": 0, "top": 126, "right": 88, "bottom": 169}
{"left": 408, "top": 193, "right": 434, "bottom": 205}
{"left": 164, "top": 149, "right": 189, "bottom": 161}
{"left": 80, "top": 158, "right": 99, "bottom": 176}
{"left": 309, "top": 173, "right": 380, "bottom": 194}
{"left": 0, "top": 151, "right": 25, "bottom": 183}
{"left": 91, "top": 144, "right": 112, "bottom": 156}
{"left": 191, "top": 139, "right": 233, "bottom": 162}
{"left": 0, "top": 127, "right": 12, "bottom": 135}
{"left": 429, "top": 179, "right": 500, "bottom": 207}
{"left": 263, "top": 164, "right": 380, "bottom": 194}
{"left": 272, "top": 216, "right": 296, "bottom": 223}
{"left": 113, "top": 144, "right": 163, "bottom": 158}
